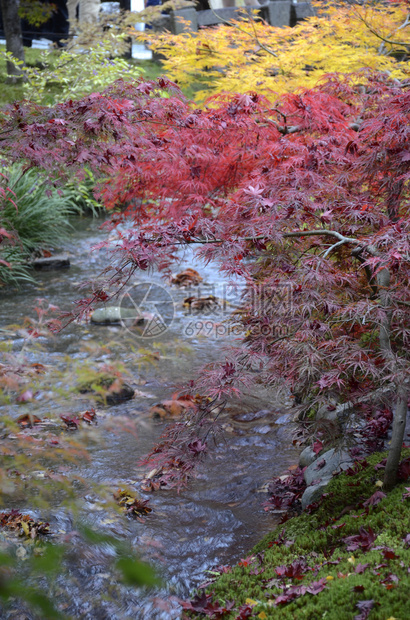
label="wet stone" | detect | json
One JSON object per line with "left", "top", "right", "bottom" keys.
{"left": 299, "top": 445, "right": 319, "bottom": 468}
{"left": 232, "top": 409, "right": 272, "bottom": 423}
{"left": 275, "top": 414, "right": 291, "bottom": 425}
{"left": 301, "top": 480, "right": 331, "bottom": 509}
{"left": 105, "top": 383, "right": 135, "bottom": 405}
{"left": 30, "top": 254, "right": 70, "bottom": 270}
{"left": 304, "top": 448, "right": 352, "bottom": 487}
{"left": 90, "top": 306, "right": 145, "bottom": 325}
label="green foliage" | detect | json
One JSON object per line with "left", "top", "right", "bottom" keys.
{"left": 18, "top": 1, "right": 56, "bottom": 27}
{"left": 64, "top": 168, "right": 103, "bottom": 217}
{"left": 1, "top": 165, "right": 79, "bottom": 253}
{"left": 0, "top": 46, "right": 162, "bottom": 108}
{"left": 198, "top": 453, "right": 410, "bottom": 619}
{"left": 0, "top": 164, "right": 98, "bottom": 286}
{"left": 2, "top": 41, "right": 143, "bottom": 105}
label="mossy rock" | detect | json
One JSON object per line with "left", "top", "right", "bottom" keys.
{"left": 78, "top": 373, "right": 134, "bottom": 405}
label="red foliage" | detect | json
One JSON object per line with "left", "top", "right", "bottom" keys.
{"left": 2, "top": 71, "right": 410, "bottom": 486}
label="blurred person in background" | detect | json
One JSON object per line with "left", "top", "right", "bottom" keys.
{"left": 67, "top": 0, "right": 101, "bottom": 34}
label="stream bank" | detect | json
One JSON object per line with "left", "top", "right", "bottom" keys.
{"left": 0, "top": 217, "right": 299, "bottom": 619}
{"left": 183, "top": 451, "right": 410, "bottom": 619}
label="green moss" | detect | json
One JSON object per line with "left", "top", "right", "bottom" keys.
{"left": 194, "top": 452, "right": 410, "bottom": 619}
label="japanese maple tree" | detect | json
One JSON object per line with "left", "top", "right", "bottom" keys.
{"left": 1, "top": 69, "right": 409, "bottom": 491}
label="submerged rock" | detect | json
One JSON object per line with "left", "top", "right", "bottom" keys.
{"left": 90, "top": 306, "right": 145, "bottom": 325}
{"left": 275, "top": 414, "right": 291, "bottom": 425}
{"left": 105, "top": 383, "right": 135, "bottom": 405}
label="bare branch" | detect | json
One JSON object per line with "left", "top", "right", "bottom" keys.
{"left": 321, "top": 239, "right": 349, "bottom": 258}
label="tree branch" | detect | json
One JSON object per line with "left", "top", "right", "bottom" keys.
{"left": 352, "top": 6, "right": 410, "bottom": 49}
{"left": 209, "top": 7, "right": 278, "bottom": 58}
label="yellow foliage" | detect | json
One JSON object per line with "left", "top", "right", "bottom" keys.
{"left": 135, "top": 1, "right": 410, "bottom": 102}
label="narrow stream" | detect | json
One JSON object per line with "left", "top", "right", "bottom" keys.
{"left": 0, "top": 218, "right": 298, "bottom": 619}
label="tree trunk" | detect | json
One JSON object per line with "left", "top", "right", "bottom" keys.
{"left": 384, "top": 387, "right": 408, "bottom": 490}
{"left": 0, "top": 0, "right": 25, "bottom": 80}
{"left": 375, "top": 265, "right": 408, "bottom": 490}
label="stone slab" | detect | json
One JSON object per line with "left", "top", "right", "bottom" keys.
{"left": 170, "top": 8, "right": 198, "bottom": 34}
{"left": 31, "top": 254, "right": 70, "bottom": 270}
{"left": 197, "top": 7, "right": 254, "bottom": 27}
{"left": 260, "top": 1, "right": 291, "bottom": 28}
{"left": 291, "top": 2, "right": 315, "bottom": 26}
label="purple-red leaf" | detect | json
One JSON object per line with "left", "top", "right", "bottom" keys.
{"left": 362, "top": 491, "right": 386, "bottom": 507}
{"left": 344, "top": 527, "right": 377, "bottom": 552}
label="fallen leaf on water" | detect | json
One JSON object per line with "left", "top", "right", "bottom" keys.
{"left": 183, "top": 296, "right": 219, "bottom": 311}
{"left": 16, "top": 546, "right": 27, "bottom": 560}
{"left": 149, "top": 395, "right": 196, "bottom": 419}
{"left": 0, "top": 511, "right": 50, "bottom": 539}
{"left": 60, "top": 414, "right": 80, "bottom": 430}
{"left": 171, "top": 268, "right": 203, "bottom": 287}
{"left": 16, "top": 414, "right": 41, "bottom": 428}
{"left": 114, "top": 489, "right": 152, "bottom": 518}
{"left": 16, "top": 390, "right": 34, "bottom": 403}
{"left": 80, "top": 409, "right": 97, "bottom": 424}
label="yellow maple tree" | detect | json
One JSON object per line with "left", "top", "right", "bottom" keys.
{"left": 135, "top": 1, "right": 410, "bottom": 102}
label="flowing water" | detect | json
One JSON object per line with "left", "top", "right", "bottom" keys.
{"left": 0, "top": 218, "right": 298, "bottom": 619}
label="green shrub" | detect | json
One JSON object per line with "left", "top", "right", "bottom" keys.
{"left": 0, "top": 165, "right": 90, "bottom": 286}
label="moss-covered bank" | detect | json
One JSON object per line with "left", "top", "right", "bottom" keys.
{"left": 184, "top": 452, "right": 410, "bottom": 619}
